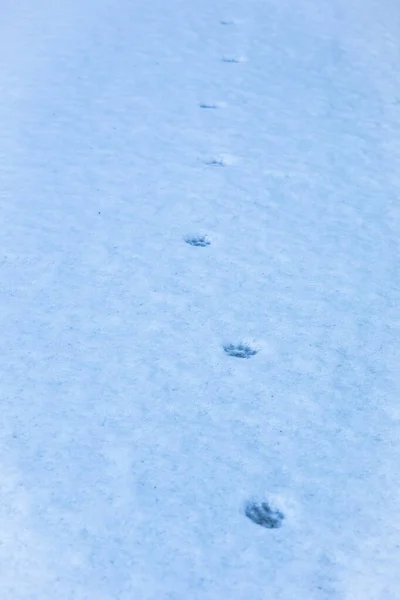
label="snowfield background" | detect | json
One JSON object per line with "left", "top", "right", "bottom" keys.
{"left": 1, "top": 0, "right": 400, "bottom": 598}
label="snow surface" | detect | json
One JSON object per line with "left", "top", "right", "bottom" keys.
{"left": 1, "top": 0, "right": 400, "bottom": 598}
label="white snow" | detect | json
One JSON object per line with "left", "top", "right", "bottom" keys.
{"left": 1, "top": 0, "right": 400, "bottom": 598}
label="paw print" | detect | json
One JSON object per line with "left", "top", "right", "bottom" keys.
{"left": 185, "top": 235, "right": 211, "bottom": 247}
{"left": 245, "top": 501, "right": 284, "bottom": 529}
{"left": 223, "top": 343, "right": 258, "bottom": 358}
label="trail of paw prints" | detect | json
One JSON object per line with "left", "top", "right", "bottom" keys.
{"left": 220, "top": 18, "right": 245, "bottom": 64}
{"left": 245, "top": 500, "right": 284, "bottom": 529}
{"left": 184, "top": 235, "right": 211, "bottom": 247}
{"left": 224, "top": 343, "right": 258, "bottom": 359}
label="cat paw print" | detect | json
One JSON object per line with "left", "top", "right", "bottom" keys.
{"left": 185, "top": 235, "right": 211, "bottom": 247}
{"left": 199, "top": 103, "right": 218, "bottom": 109}
{"left": 222, "top": 56, "right": 245, "bottom": 64}
{"left": 204, "top": 158, "right": 226, "bottom": 167}
{"left": 245, "top": 501, "right": 284, "bottom": 529}
{"left": 223, "top": 343, "right": 258, "bottom": 359}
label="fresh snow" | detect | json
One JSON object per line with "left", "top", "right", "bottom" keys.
{"left": 1, "top": 1, "right": 400, "bottom": 598}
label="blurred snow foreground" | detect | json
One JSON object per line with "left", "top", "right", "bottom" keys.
{"left": 1, "top": 0, "right": 399, "bottom": 598}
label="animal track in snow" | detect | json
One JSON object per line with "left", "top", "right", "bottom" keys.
{"left": 223, "top": 343, "right": 258, "bottom": 359}
{"left": 245, "top": 501, "right": 284, "bottom": 529}
{"left": 185, "top": 235, "right": 211, "bottom": 247}
{"left": 204, "top": 158, "right": 225, "bottom": 167}
{"left": 222, "top": 56, "right": 243, "bottom": 64}
{"left": 199, "top": 103, "right": 218, "bottom": 109}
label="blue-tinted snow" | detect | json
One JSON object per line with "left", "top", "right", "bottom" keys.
{"left": 1, "top": 0, "right": 400, "bottom": 598}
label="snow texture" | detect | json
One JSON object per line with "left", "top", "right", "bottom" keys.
{"left": 1, "top": 0, "right": 400, "bottom": 598}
